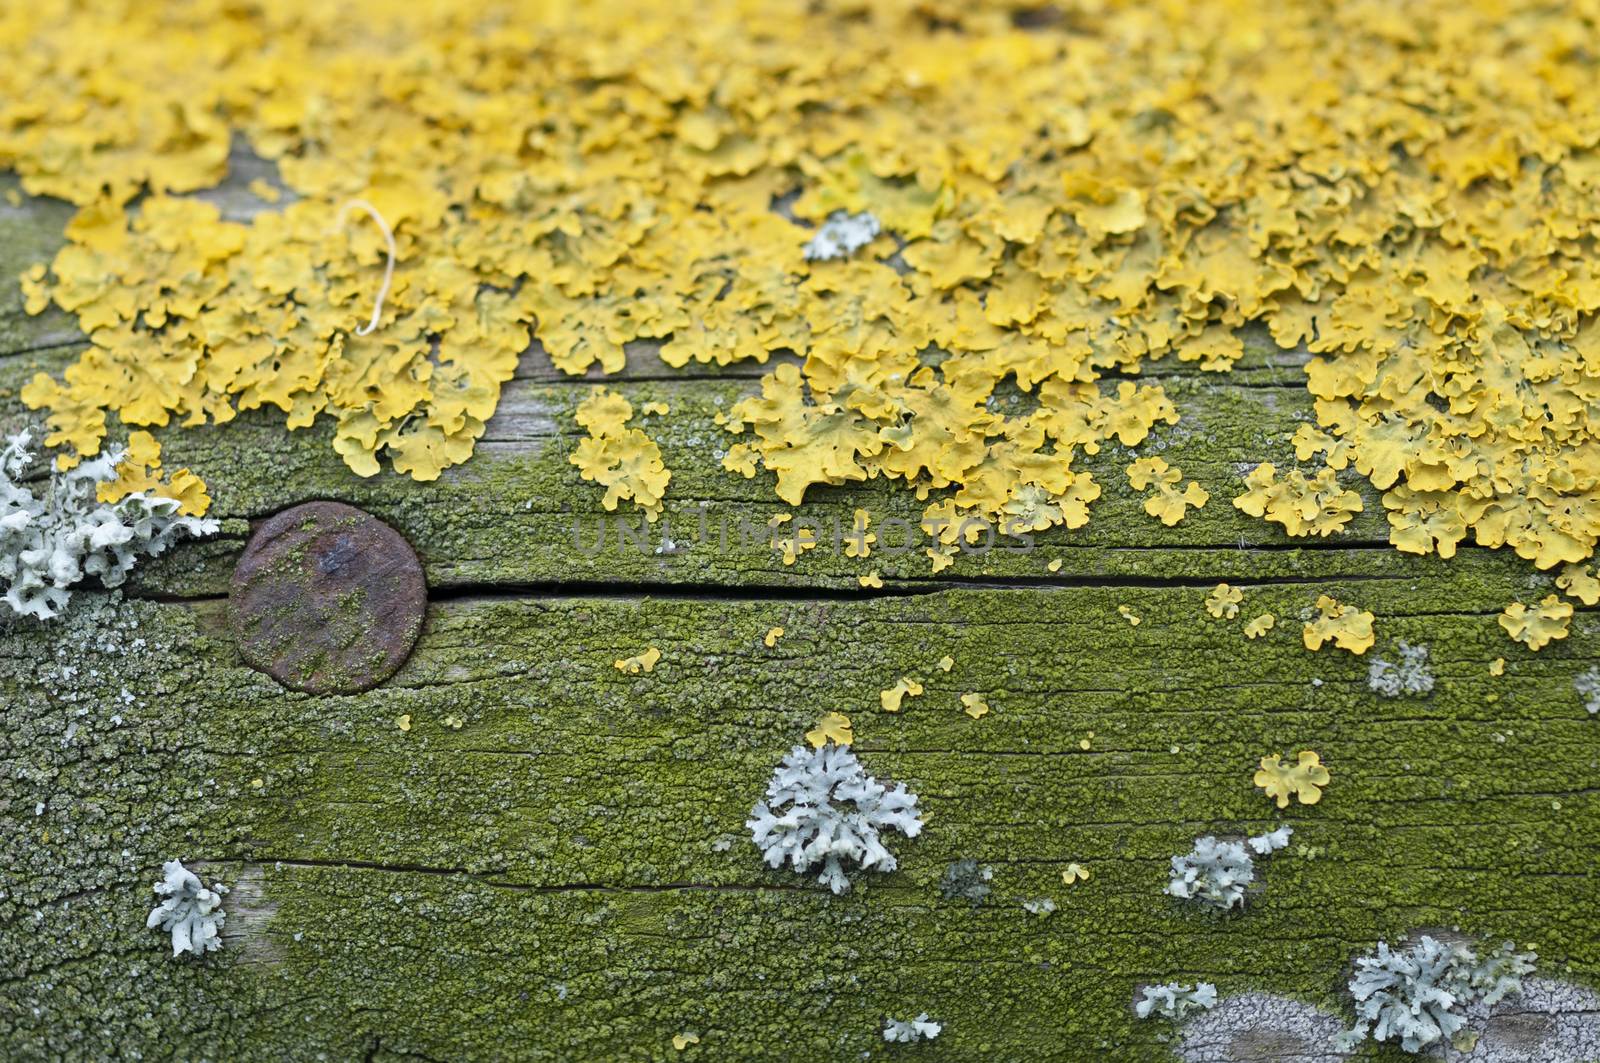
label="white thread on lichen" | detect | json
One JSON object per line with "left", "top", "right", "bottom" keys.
{"left": 802, "top": 210, "right": 882, "bottom": 261}
{"left": 1367, "top": 641, "right": 1435, "bottom": 698}
{"left": 1136, "top": 982, "right": 1218, "bottom": 1021}
{"left": 1336, "top": 935, "right": 1535, "bottom": 1053}
{"left": 333, "top": 198, "right": 397, "bottom": 335}
{"left": 1166, "top": 826, "right": 1292, "bottom": 909}
{"left": 147, "top": 859, "right": 228, "bottom": 957}
{"left": 746, "top": 742, "right": 921, "bottom": 894}
{"left": 882, "top": 1014, "right": 941, "bottom": 1043}
{"left": 0, "top": 431, "right": 218, "bottom": 620}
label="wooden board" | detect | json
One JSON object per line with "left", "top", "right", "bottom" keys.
{"left": 2, "top": 170, "right": 1597, "bottom": 1062}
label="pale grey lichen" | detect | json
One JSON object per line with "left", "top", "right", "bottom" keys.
{"left": 1177, "top": 992, "right": 1351, "bottom": 1063}
{"left": 1449, "top": 977, "right": 1600, "bottom": 1063}
{"left": 939, "top": 858, "right": 993, "bottom": 906}
{"left": 746, "top": 743, "right": 922, "bottom": 894}
{"left": 1368, "top": 641, "right": 1435, "bottom": 698}
{"left": 0, "top": 431, "right": 217, "bottom": 620}
{"left": 147, "top": 859, "right": 228, "bottom": 957}
{"left": 1136, "top": 981, "right": 1218, "bottom": 1021}
{"left": 1021, "top": 897, "right": 1057, "bottom": 916}
{"left": 1575, "top": 667, "right": 1600, "bottom": 715}
{"left": 802, "top": 210, "right": 881, "bottom": 261}
{"left": 882, "top": 1013, "right": 941, "bottom": 1043}
{"left": 1336, "top": 935, "right": 1535, "bottom": 1054}
{"left": 1166, "top": 826, "right": 1291, "bottom": 909}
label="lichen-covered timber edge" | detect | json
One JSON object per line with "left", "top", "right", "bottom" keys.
{"left": 2, "top": 173, "right": 1599, "bottom": 1061}
{"left": 3, "top": 581, "right": 1597, "bottom": 1061}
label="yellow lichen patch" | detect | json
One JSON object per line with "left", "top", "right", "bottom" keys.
{"left": 1126, "top": 456, "right": 1208, "bottom": 526}
{"left": 1302, "top": 595, "right": 1375, "bottom": 654}
{"left": 672, "top": 1034, "right": 700, "bottom": 1051}
{"left": 1254, "top": 751, "right": 1330, "bottom": 808}
{"left": 1556, "top": 563, "right": 1600, "bottom": 606}
{"left": 768, "top": 515, "right": 819, "bottom": 566}
{"left": 1046, "top": 559, "right": 1062, "bottom": 573}
{"left": 614, "top": 647, "right": 662, "bottom": 674}
{"left": 395, "top": 714, "right": 411, "bottom": 733}
{"left": 959, "top": 693, "right": 989, "bottom": 720}
{"left": 858, "top": 572, "right": 883, "bottom": 589}
{"left": 844, "top": 508, "right": 875, "bottom": 559}
{"left": 879, "top": 677, "right": 923, "bottom": 713}
{"left": 1234, "top": 464, "right": 1363, "bottom": 538}
{"left": 937, "top": 655, "right": 955, "bottom": 672}
{"left": 1490, "top": 658, "right": 1505, "bottom": 676}
{"left": 6, "top": 0, "right": 1600, "bottom": 575}
{"left": 805, "top": 712, "right": 853, "bottom": 748}
{"left": 1117, "top": 605, "right": 1140, "bottom": 626}
{"left": 763, "top": 627, "right": 784, "bottom": 648}
{"left": 572, "top": 388, "right": 671, "bottom": 521}
{"left": 96, "top": 431, "right": 212, "bottom": 516}
{"left": 1499, "top": 596, "right": 1573, "bottom": 652}
{"left": 1061, "top": 863, "right": 1090, "bottom": 885}
{"left": 1204, "top": 583, "right": 1243, "bottom": 620}
{"left": 1243, "top": 613, "right": 1276, "bottom": 640}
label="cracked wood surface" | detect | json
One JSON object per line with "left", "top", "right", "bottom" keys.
{"left": 1, "top": 172, "right": 1599, "bottom": 1062}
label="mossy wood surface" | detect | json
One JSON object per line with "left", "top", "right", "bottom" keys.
{"left": 1, "top": 176, "right": 1597, "bottom": 1062}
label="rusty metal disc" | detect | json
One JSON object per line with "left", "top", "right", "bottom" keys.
{"left": 229, "top": 501, "right": 426, "bottom": 694}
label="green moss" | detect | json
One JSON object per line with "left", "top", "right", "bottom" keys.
{"left": 2, "top": 582, "right": 1595, "bottom": 1060}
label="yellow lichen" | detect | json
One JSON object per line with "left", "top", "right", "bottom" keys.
{"left": 1204, "top": 583, "right": 1243, "bottom": 620}
{"left": 572, "top": 388, "right": 671, "bottom": 520}
{"left": 1498, "top": 595, "right": 1573, "bottom": 652}
{"left": 1254, "top": 751, "right": 1330, "bottom": 808}
{"left": 1243, "top": 613, "right": 1276, "bottom": 640}
{"left": 1556, "top": 563, "right": 1600, "bottom": 606}
{"left": 763, "top": 626, "right": 784, "bottom": 647}
{"left": 804, "top": 712, "right": 853, "bottom": 748}
{"left": 1061, "top": 863, "right": 1090, "bottom": 885}
{"left": 96, "top": 431, "right": 212, "bottom": 516}
{"left": 879, "top": 677, "right": 923, "bottom": 713}
{"left": 1234, "top": 464, "right": 1363, "bottom": 538}
{"left": 1126, "top": 456, "right": 1208, "bottom": 526}
{"left": 959, "top": 693, "right": 989, "bottom": 720}
{"left": 614, "top": 647, "right": 662, "bottom": 674}
{"left": 1302, "top": 595, "right": 1375, "bottom": 655}
{"left": 1117, "top": 605, "right": 1140, "bottom": 626}
{"left": 3, "top": 0, "right": 1600, "bottom": 577}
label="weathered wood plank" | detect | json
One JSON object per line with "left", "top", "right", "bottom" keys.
{"left": 2, "top": 170, "right": 1598, "bottom": 1063}
{"left": 4, "top": 586, "right": 1597, "bottom": 1060}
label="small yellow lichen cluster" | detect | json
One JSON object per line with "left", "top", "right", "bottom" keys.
{"left": 571, "top": 388, "right": 671, "bottom": 520}
{"left": 1233, "top": 464, "right": 1363, "bottom": 539}
{"left": 805, "top": 711, "right": 853, "bottom": 748}
{"left": 614, "top": 647, "right": 662, "bottom": 674}
{"left": 4, "top": 0, "right": 1600, "bottom": 579}
{"left": 1203, "top": 583, "right": 1243, "bottom": 620}
{"left": 1302, "top": 595, "right": 1375, "bottom": 655}
{"left": 1126, "top": 457, "right": 1208, "bottom": 527}
{"left": 1254, "top": 751, "right": 1329, "bottom": 808}
{"left": 98, "top": 431, "right": 211, "bottom": 516}
{"left": 958, "top": 692, "right": 990, "bottom": 720}
{"left": 880, "top": 677, "right": 923, "bottom": 712}
{"left": 1498, "top": 596, "right": 1572, "bottom": 652}
{"left": 1205, "top": 583, "right": 1275, "bottom": 641}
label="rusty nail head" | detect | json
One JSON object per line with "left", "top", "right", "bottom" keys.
{"left": 229, "top": 501, "right": 426, "bottom": 694}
